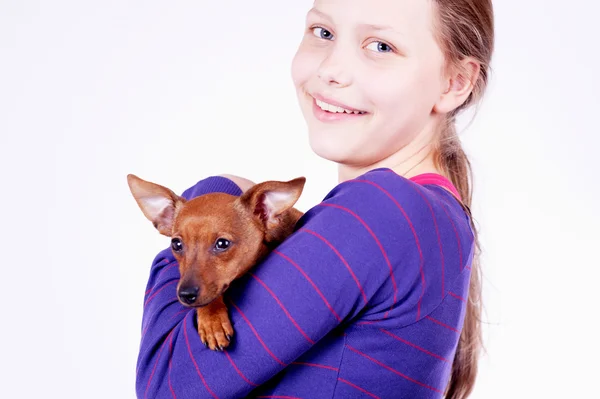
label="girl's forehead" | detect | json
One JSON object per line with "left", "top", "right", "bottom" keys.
{"left": 310, "top": 0, "right": 435, "bottom": 38}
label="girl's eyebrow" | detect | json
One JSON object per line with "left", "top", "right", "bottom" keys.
{"left": 359, "top": 23, "right": 407, "bottom": 40}
{"left": 361, "top": 23, "right": 397, "bottom": 33}
{"left": 308, "top": 8, "right": 405, "bottom": 38}
{"left": 307, "top": 7, "right": 333, "bottom": 22}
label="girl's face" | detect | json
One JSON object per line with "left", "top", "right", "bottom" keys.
{"left": 291, "top": 0, "right": 447, "bottom": 167}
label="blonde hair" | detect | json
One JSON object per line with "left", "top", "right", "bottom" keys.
{"left": 430, "top": 0, "right": 494, "bottom": 398}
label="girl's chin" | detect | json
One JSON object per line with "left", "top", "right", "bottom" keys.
{"left": 308, "top": 131, "right": 393, "bottom": 168}
{"left": 307, "top": 133, "right": 357, "bottom": 164}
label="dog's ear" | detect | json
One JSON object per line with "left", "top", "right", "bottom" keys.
{"left": 239, "top": 177, "right": 306, "bottom": 230}
{"left": 127, "top": 174, "right": 186, "bottom": 236}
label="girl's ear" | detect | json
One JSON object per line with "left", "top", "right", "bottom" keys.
{"left": 434, "top": 57, "right": 480, "bottom": 114}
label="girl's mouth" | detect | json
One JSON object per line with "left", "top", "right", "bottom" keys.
{"left": 314, "top": 98, "right": 367, "bottom": 115}
{"left": 311, "top": 95, "right": 368, "bottom": 122}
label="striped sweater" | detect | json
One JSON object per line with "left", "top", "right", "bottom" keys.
{"left": 135, "top": 167, "right": 475, "bottom": 399}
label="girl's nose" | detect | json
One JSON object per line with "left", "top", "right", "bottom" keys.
{"left": 317, "top": 51, "right": 352, "bottom": 88}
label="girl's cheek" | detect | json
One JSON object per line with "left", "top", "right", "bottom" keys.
{"left": 291, "top": 45, "right": 320, "bottom": 87}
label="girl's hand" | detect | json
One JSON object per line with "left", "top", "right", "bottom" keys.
{"left": 218, "top": 174, "right": 255, "bottom": 193}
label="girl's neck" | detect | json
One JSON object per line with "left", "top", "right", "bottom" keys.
{"left": 337, "top": 124, "right": 443, "bottom": 183}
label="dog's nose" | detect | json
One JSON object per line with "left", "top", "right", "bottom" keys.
{"left": 178, "top": 286, "right": 199, "bottom": 305}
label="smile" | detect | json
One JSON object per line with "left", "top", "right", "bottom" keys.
{"left": 315, "top": 99, "right": 366, "bottom": 115}
{"left": 310, "top": 94, "right": 368, "bottom": 123}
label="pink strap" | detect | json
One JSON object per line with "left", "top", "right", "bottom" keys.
{"left": 409, "top": 173, "right": 462, "bottom": 202}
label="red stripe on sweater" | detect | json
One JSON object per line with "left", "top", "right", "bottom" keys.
{"left": 346, "top": 345, "right": 443, "bottom": 394}
{"left": 410, "top": 185, "right": 446, "bottom": 308}
{"left": 223, "top": 349, "right": 259, "bottom": 387}
{"left": 292, "top": 362, "right": 339, "bottom": 372}
{"left": 448, "top": 291, "right": 466, "bottom": 303}
{"left": 168, "top": 330, "right": 177, "bottom": 399}
{"left": 144, "top": 280, "right": 178, "bottom": 308}
{"left": 273, "top": 249, "right": 342, "bottom": 323}
{"left": 440, "top": 203, "right": 464, "bottom": 271}
{"left": 378, "top": 328, "right": 450, "bottom": 363}
{"left": 319, "top": 202, "right": 397, "bottom": 317}
{"left": 351, "top": 179, "right": 423, "bottom": 318}
{"left": 300, "top": 228, "right": 368, "bottom": 304}
{"left": 228, "top": 297, "right": 287, "bottom": 366}
{"left": 183, "top": 317, "right": 220, "bottom": 399}
{"left": 248, "top": 272, "right": 315, "bottom": 344}
{"left": 338, "top": 378, "right": 382, "bottom": 399}
{"left": 426, "top": 316, "right": 460, "bottom": 333}
{"left": 145, "top": 327, "right": 175, "bottom": 399}
{"left": 146, "top": 262, "right": 178, "bottom": 296}
{"left": 142, "top": 297, "right": 181, "bottom": 338}
{"left": 355, "top": 320, "right": 378, "bottom": 326}
{"left": 256, "top": 396, "right": 302, "bottom": 399}
{"left": 169, "top": 308, "right": 190, "bottom": 321}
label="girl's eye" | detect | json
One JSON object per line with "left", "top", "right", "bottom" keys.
{"left": 311, "top": 27, "right": 334, "bottom": 40}
{"left": 366, "top": 41, "right": 393, "bottom": 53}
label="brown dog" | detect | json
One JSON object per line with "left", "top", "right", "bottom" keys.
{"left": 127, "top": 174, "right": 305, "bottom": 351}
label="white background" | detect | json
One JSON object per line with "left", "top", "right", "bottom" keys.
{"left": 1, "top": 0, "right": 599, "bottom": 398}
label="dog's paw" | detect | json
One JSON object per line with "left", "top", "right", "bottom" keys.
{"left": 196, "top": 307, "right": 234, "bottom": 351}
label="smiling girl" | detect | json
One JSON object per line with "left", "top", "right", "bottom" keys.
{"left": 136, "top": 0, "right": 494, "bottom": 398}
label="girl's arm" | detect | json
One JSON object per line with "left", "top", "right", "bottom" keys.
{"left": 217, "top": 174, "right": 255, "bottom": 193}
{"left": 135, "top": 169, "right": 464, "bottom": 398}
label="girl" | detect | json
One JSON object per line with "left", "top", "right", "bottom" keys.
{"left": 136, "top": 0, "right": 493, "bottom": 398}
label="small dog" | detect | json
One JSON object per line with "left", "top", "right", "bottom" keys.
{"left": 127, "top": 174, "right": 305, "bottom": 351}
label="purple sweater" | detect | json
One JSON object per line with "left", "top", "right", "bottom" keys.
{"left": 135, "top": 167, "right": 475, "bottom": 399}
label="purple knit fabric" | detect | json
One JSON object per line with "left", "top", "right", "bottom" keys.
{"left": 135, "top": 168, "right": 474, "bottom": 399}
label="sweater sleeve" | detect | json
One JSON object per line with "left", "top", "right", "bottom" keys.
{"left": 135, "top": 170, "right": 447, "bottom": 399}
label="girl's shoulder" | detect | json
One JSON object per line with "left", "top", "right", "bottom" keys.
{"left": 295, "top": 167, "right": 474, "bottom": 267}
{"left": 289, "top": 167, "right": 475, "bottom": 326}
{"left": 317, "top": 167, "right": 472, "bottom": 235}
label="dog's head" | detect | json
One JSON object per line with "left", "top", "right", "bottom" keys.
{"left": 127, "top": 174, "right": 305, "bottom": 307}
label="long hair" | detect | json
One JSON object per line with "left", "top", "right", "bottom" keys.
{"left": 430, "top": 1, "right": 495, "bottom": 397}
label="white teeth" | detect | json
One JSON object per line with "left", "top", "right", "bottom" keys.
{"left": 316, "top": 99, "right": 364, "bottom": 114}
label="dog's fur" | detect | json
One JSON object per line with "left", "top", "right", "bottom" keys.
{"left": 127, "top": 174, "right": 305, "bottom": 350}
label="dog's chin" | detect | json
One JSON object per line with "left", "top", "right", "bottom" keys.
{"left": 186, "top": 297, "right": 215, "bottom": 308}
{"left": 183, "top": 294, "right": 223, "bottom": 308}
{"left": 188, "top": 302, "right": 210, "bottom": 308}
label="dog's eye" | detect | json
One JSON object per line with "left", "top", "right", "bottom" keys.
{"left": 214, "top": 238, "right": 231, "bottom": 252}
{"left": 171, "top": 238, "right": 183, "bottom": 252}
